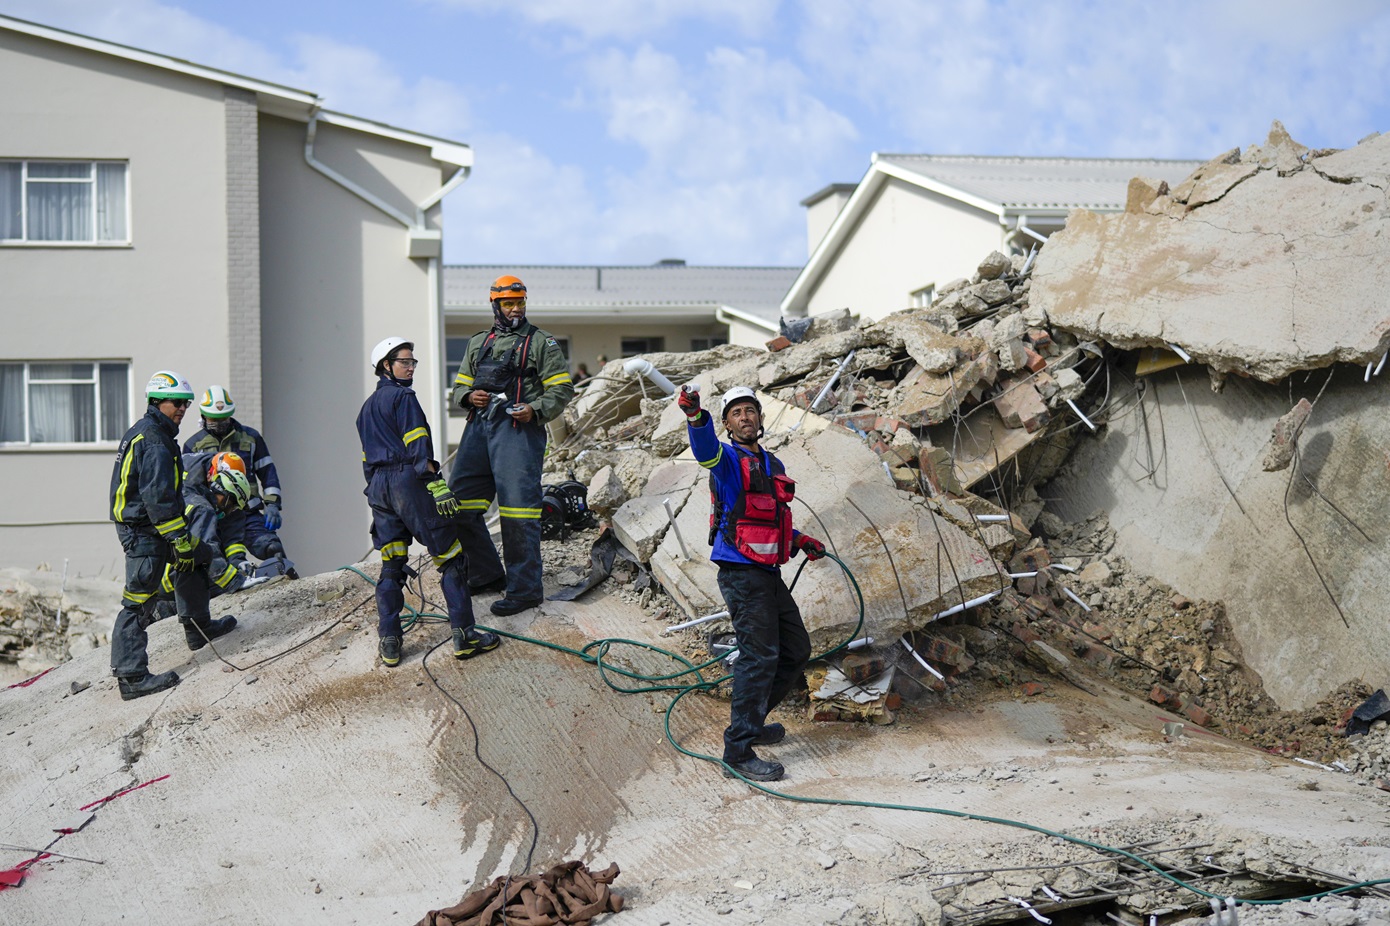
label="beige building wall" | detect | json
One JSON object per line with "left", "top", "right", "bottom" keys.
{"left": 725, "top": 318, "right": 777, "bottom": 348}
{"left": 0, "top": 31, "right": 231, "bottom": 573}
{"left": 805, "top": 178, "right": 1002, "bottom": 323}
{"left": 259, "top": 116, "right": 445, "bottom": 575}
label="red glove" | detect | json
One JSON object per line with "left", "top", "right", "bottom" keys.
{"left": 677, "top": 386, "right": 702, "bottom": 419}
{"left": 796, "top": 535, "right": 826, "bottom": 561}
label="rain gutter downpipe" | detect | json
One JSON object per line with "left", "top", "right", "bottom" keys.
{"left": 304, "top": 107, "right": 473, "bottom": 443}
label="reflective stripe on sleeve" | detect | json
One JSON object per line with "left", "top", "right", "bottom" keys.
{"left": 255, "top": 457, "right": 274, "bottom": 471}
{"left": 226, "top": 543, "right": 248, "bottom": 558}
{"left": 155, "top": 516, "right": 187, "bottom": 536}
{"left": 542, "top": 372, "right": 572, "bottom": 387}
{"left": 380, "top": 541, "right": 409, "bottom": 561}
{"left": 498, "top": 506, "right": 541, "bottom": 520}
{"left": 697, "top": 446, "right": 723, "bottom": 469}
{"left": 454, "top": 372, "right": 474, "bottom": 386}
{"left": 215, "top": 564, "right": 238, "bottom": 588}
{"left": 160, "top": 565, "right": 174, "bottom": 594}
{"left": 111, "top": 433, "right": 145, "bottom": 521}
{"left": 402, "top": 427, "right": 429, "bottom": 446}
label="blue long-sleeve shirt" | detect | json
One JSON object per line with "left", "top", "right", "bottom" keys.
{"left": 686, "top": 410, "right": 802, "bottom": 570}
{"left": 356, "top": 376, "right": 438, "bottom": 483}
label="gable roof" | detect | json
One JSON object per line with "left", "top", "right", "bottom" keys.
{"left": 873, "top": 154, "right": 1202, "bottom": 213}
{"left": 444, "top": 264, "right": 801, "bottom": 327}
{"left": 0, "top": 13, "right": 471, "bottom": 169}
{"left": 782, "top": 152, "right": 1203, "bottom": 317}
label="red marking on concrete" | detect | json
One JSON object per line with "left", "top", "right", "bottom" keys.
{"left": 5, "top": 667, "right": 53, "bottom": 690}
{"left": 79, "top": 774, "right": 171, "bottom": 812}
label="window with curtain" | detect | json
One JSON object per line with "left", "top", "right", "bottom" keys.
{"left": 0, "top": 361, "right": 129, "bottom": 444}
{"left": 0, "top": 161, "right": 129, "bottom": 243}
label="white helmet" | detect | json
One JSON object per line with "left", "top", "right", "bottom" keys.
{"left": 370, "top": 337, "right": 413, "bottom": 373}
{"left": 720, "top": 386, "right": 761, "bottom": 421}
{"left": 145, "top": 370, "right": 195, "bottom": 402}
{"left": 199, "top": 385, "right": 236, "bottom": 419}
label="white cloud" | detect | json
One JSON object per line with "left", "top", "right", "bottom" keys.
{"left": 795, "top": 0, "right": 1390, "bottom": 158}
{"left": 423, "top": 0, "right": 779, "bottom": 40}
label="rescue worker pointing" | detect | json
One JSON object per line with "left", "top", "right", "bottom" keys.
{"left": 358, "top": 337, "right": 500, "bottom": 667}
{"left": 449, "top": 275, "right": 575, "bottom": 616}
{"left": 681, "top": 384, "right": 827, "bottom": 782}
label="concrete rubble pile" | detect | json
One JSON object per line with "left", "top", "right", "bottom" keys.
{"left": 543, "top": 121, "right": 1390, "bottom": 746}
{"left": 0, "top": 568, "right": 114, "bottom": 682}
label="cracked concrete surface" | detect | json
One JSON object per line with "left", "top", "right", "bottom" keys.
{"left": 1032, "top": 122, "right": 1390, "bottom": 382}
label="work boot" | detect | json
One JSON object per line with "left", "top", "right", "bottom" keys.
{"left": 117, "top": 670, "right": 180, "bottom": 701}
{"left": 379, "top": 635, "right": 402, "bottom": 667}
{"left": 453, "top": 627, "right": 501, "bottom": 660}
{"left": 722, "top": 753, "right": 784, "bottom": 782}
{"left": 183, "top": 615, "right": 237, "bottom": 651}
{"left": 490, "top": 597, "right": 542, "bottom": 617}
{"left": 754, "top": 722, "right": 786, "bottom": 745}
{"left": 468, "top": 575, "right": 507, "bottom": 595}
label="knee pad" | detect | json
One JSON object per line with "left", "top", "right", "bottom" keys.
{"left": 380, "top": 559, "right": 407, "bottom": 584}
{"left": 263, "top": 539, "right": 284, "bottom": 557}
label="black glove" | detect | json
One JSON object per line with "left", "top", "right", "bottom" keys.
{"left": 678, "top": 386, "right": 702, "bottom": 419}
{"left": 795, "top": 535, "right": 826, "bottom": 561}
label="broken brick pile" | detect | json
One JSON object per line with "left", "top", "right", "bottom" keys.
{"left": 418, "top": 860, "right": 624, "bottom": 926}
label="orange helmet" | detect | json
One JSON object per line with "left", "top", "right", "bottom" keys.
{"left": 489, "top": 274, "right": 527, "bottom": 304}
{"left": 208, "top": 451, "right": 247, "bottom": 480}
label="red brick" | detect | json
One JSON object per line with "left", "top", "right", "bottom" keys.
{"left": 1024, "top": 347, "right": 1047, "bottom": 373}
{"left": 1184, "top": 703, "right": 1212, "bottom": 727}
{"left": 812, "top": 708, "right": 843, "bottom": 722}
{"left": 1020, "top": 681, "right": 1046, "bottom": 697}
{"left": 1149, "top": 684, "right": 1178, "bottom": 706}
{"left": 1024, "top": 328, "right": 1053, "bottom": 350}
{"left": 1083, "top": 622, "right": 1112, "bottom": 642}
{"left": 918, "top": 635, "right": 966, "bottom": 667}
{"left": 993, "top": 380, "right": 1051, "bottom": 432}
{"left": 765, "top": 335, "right": 792, "bottom": 352}
{"left": 841, "top": 653, "right": 886, "bottom": 684}
{"left": 885, "top": 692, "right": 902, "bottom": 710}
{"left": 1016, "top": 575, "right": 1038, "bottom": 596}
{"left": 1011, "top": 547, "right": 1052, "bottom": 572}
{"left": 838, "top": 411, "right": 879, "bottom": 433}
{"left": 874, "top": 416, "right": 902, "bottom": 434}
{"left": 1023, "top": 594, "right": 1053, "bottom": 620}
{"left": 1011, "top": 622, "right": 1041, "bottom": 643}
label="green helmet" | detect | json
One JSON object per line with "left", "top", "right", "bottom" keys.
{"left": 199, "top": 385, "right": 236, "bottom": 419}
{"left": 210, "top": 469, "right": 253, "bottom": 509}
{"left": 145, "top": 370, "right": 195, "bottom": 402}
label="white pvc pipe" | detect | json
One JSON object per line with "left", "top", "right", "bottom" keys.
{"left": 846, "top": 637, "right": 875, "bottom": 651}
{"left": 900, "top": 637, "right": 947, "bottom": 681}
{"left": 622, "top": 357, "right": 675, "bottom": 395}
{"left": 933, "top": 590, "right": 1000, "bottom": 620}
{"left": 974, "top": 514, "right": 1010, "bottom": 522}
{"left": 1376, "top": 350, "right": 1388, "bottom": 377}
{"left": 809, "top": 349, "right": 856, "bottom": 412}
{"left": 1066, "top": 398, "right": 1097, "bottom": 431}
{"left": 663, "top": 610, "right": 730, "bottom": 633}
{"left": 1167, "top": 343, "right": 1192, "bottom": 363}
{"left": 1061, "top": 586, "right": 1092, "bottom": 612}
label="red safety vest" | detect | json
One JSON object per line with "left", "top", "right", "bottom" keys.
{"left": 708, "top": 447, "right": 796, "bottom": 566}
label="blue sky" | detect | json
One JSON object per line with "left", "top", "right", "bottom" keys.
{"left": 7, "top": 0, "right": 1390, "bottom": 266}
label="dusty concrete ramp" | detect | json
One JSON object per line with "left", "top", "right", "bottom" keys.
{"left": 1033, "top": 123, "right": 1390, "bottom": 382}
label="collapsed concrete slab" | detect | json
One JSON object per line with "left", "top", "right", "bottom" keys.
{"left": 610, "top": 461, "right": 703, "bottom": 563}
{"left": 651, "top": 426, "right": 1001, "bottom": 647}
{"left": 1033, "top": 123, "right": 1390, "bottom": 382}
{"left": 1045, "top": 366, "right": 1390, "bottom": 709}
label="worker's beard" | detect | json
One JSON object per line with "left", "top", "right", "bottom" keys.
{"left": 492, "top": 304, "right": 525, "bottom": 330}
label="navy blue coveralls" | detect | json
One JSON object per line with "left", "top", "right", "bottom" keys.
{"left": 109, "top": 406, "right": 215, "bottom": 679}
{"left": 687, "top": 412, "right": 813, "bottom": 764}
{"left": 356, "top": 374, "right": 476, "bottom": 638}
{"left": 184, "top": 420, "right": 285, "bottom": 560}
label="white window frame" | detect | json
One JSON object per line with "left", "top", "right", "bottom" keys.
{"left": 910, "top": 283, "right": 936, "bottom": 308}
{"left": 0, "top": 159, "right": 132, "bottom": 247}
{"left": 691, "top": 336, "right": 728, "bottom": 351}
{"left": 0, "top": 360, "right": 131, "bottom": 449}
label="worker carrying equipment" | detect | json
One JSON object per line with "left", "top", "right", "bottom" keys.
{"left": 683, "top": 383, "right": 826, "bottom": 783}
{"left": 358, "top": 336, "right": 500, "bottom": 667}
{"left": 184, "top": 384, "right": 295, "bottom": 578}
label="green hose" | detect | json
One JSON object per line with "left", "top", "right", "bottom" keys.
{"left": 337, "top": 556, "right": 1389, "bottom": 909}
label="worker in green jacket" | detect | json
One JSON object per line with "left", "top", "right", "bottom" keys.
{"left": 448, "top": 274, "right": 574, "bottom": 616}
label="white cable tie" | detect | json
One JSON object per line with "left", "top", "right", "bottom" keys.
{"left": 1061, "top": 586, "right": 1092, "bottom": 612}
{"left": 1167, "top": 343, "right": 1192, "bottom": 363}
{"left": 1006, "top": 896, "right": 1052, "bottom": 925}
{"left": 1377, "top": 350, "right": 1388, "bottom": 377}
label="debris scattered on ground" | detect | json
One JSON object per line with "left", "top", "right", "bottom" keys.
{"left": 418, "top": 860, "right": 623, "bottom": 926}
